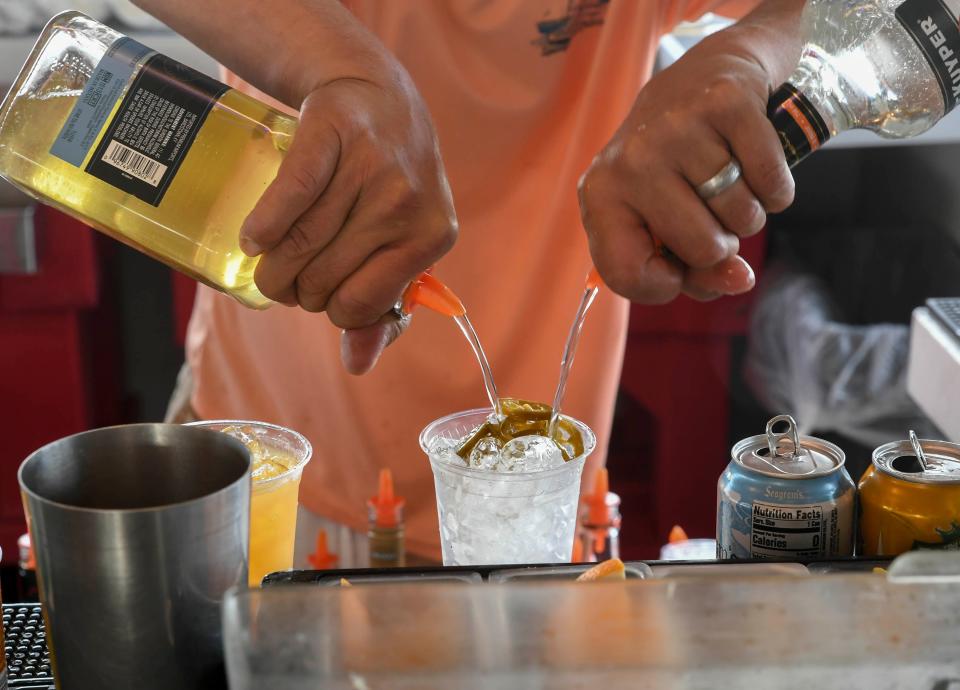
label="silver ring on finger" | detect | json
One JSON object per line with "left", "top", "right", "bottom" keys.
{"left": 695, "top": 158, "right": 742, "bottom": 200}
{"left": 390, "top": 300, "right": 406, "bottom": 320}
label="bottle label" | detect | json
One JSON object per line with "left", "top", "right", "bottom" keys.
{"left": 51, "top": 37, "right": 229, "bottom": 206}
{"left": 767, "top": 83, "right": 831, "bottom": 168}
{"left": 896, "top": 0, "right": 960, "bottom": 113}
{"left": 50, "top": 37, "right": 154, "bottom": 167}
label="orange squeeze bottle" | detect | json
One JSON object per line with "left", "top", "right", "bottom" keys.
{"left": 579, "top": 468, "right": 622, "bottom": 562}
{"left": 367, "top": 469, "right": 406, "bottom": 568}
{"left": 584, "top": 469, "right": 612, "bottom": 555}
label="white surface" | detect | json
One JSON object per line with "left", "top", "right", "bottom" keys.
{"left": 907, "top": 307, "right": 960, "bottom": 442}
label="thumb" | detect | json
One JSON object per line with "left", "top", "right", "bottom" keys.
{"left": 683, "top": 255, "right": 756, "bottom": 300}
{"left": 339, "top": 312, "right": 411, "bottom": 375}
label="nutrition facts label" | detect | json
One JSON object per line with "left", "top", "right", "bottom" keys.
{"left": 750, "top": 501, "right": 828, "bottom": 558}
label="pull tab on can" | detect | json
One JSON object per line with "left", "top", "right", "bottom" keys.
{"left": 766, "top": 414, "right": 803, "bottom": 459}
{"left": 908, "top": 429, "right": 930, "bottom": 472}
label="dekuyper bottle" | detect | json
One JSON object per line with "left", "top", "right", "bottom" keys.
{"left": 0, "top": 11, "right": 299, "bottom": 308}
{"left": 767, "top": 0, "right": 960, "bottom": 167}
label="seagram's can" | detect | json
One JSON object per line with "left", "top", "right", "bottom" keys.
{"left": 717, "top": 415, "right": 855, "bottom": 560}
{"left": 858, "top": 437, "right": 960, "bottom": 556}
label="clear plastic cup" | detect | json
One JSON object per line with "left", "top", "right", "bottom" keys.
{"left": 420, "top": 409, "right": 595, "bottom": 566}
{"left": 189, "top": 420, "right": 311, "bottom": 585}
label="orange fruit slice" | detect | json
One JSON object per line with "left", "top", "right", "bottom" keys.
{"left": 575, "top": 558, "right": 626, "bottom": 582}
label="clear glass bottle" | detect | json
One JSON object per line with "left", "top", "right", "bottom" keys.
{"left": 367, "top": 469, "right": 405, "bottom": 568}
{"left": 768, "top": 0, "right": 960, "bottom": 167}
{"left": 579, "top": 492, "right": 621, "bottom": 562}
{"left": 17, "top": 533, "right": 38, "bottom": 602}
{"left": 0, "top": 12, "right": 296, "bottom": 308}
{"left": 578, "top": 469, "right": 621, "bottom": 562}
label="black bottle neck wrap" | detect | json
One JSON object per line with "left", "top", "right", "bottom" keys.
{"left": 767, "top": 83, "right": 831, "bottom": 169}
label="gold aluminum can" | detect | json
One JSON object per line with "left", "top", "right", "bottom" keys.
{"left": 858, "top": 438, "right": 960, "bottom": 556}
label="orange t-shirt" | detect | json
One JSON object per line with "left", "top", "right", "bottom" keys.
{"left": 188, "top": 0, "right": 757, "bottom": 558}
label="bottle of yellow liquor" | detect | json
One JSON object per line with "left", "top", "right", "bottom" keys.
{"left": 0, "top": 11, "right": 296, "bottom": 308}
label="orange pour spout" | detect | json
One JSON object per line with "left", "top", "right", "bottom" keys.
{"left": 401, "top": 271, "right": 466, "bottom": 317}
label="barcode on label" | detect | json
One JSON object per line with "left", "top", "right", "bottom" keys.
{"left": 101, "top": 140, "right": 166, "bottom": 187}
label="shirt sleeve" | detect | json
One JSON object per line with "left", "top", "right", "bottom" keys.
{"left": 661, "top": 0, "right": 762, "bottom": 33}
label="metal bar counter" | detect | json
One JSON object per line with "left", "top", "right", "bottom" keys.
{"left": 220, "top": 553, "right": 960, "bottom": 689}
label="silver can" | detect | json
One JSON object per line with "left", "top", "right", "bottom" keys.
{"left": 717, "top": 415, "right": 855, "bottom": 560}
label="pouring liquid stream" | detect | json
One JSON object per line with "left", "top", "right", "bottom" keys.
{"left": 406, "top": 269, "right": 599, "bottom": 427}
{"left": 548, "top": 278, "right": 601, "bottom": 437}
{"left": 454, "top": 313, "right": 502, "bottom": 418}
{"left": 400, "top": 273, "right": 502, "bottom": 417}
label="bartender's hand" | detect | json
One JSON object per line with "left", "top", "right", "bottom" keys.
{"left": 242, "top": 76, "right": 457, "bottom": 374}
{"left": 132, "top": 0, "right": 457, "bottom": 374}
{"left": 579, "top": 0, "right": 805, "bottom": 303}
{"left": 241, "top": 77, "right": 456, "bottom": 328}
{"left": 241, "top": 73, "right": 456, "bottom": 373}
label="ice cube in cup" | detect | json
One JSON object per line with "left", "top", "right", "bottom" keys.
{"left": 469, "top": 437, "right": 502, "bottom": 470}
{"left": 501, "top": 436, "right": 564, "bottom": 472}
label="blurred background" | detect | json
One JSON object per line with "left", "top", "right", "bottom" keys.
{"left": 0, "top": 2, "right": 957, "bottom": 562}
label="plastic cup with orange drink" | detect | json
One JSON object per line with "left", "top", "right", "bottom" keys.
{"left": 189, "top": 420, "right": 311, "bottom": 586}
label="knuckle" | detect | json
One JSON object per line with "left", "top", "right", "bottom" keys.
{"left": 578, "top": 163, "right": 612, "bottom": 213}
{"left": 704, "top": 77, "right": 745, "bottom": 117}
{"left": 743, "top": 202, "right": 767, "bottom": 235}
{"left": 294, "top": 268, "right": 333, "bottom": 310}
{"left": 382, "top": 178, "right": 422, "bottom": 217}
{"left": 253, "top": 262, "right": 288, "bottom": 303}
{"left": 596, "top": 257, "right": 680, "bottom": 305}
{"left": 764, "top": 173, "right": 795, "bottom": 212}
{"left": 599, "top": 266, "right": 637, "bottom": 299}
{"left": 620, "top": 132, "right": 655, "bottom": 173}
{"left": 427, "top": 215, "right": 458, "bottom": 256}
{"left": 751, "top": 153, "right": 796, "bottom": 212}
{"left": 298, "top": 299, "right": 326, "bottom": 314}
{"left": 287, "top": 164, "right": 324, "bottom": 200}
{"left": 577, "top": 168, "right": 593, "bottom": 203}
{"left": 725, "top": 199, "right": 766, "bottom": 237}
{"left": 687, "top": 235, "right": 730, "bottom": 269}
{"left": 255, "top": 277, "right": 287, "bottom": 303}
{"left": 328, "top": 289, "right": 384, "bottom": 329}
{"left": 279, "top": 220, "right": 315, "bottom": 261}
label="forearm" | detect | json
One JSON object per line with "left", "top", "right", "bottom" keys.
{"left": 711, "top": 0, "right": 808, "bottom": 89}
{"left": 131, "top": 0, "right": 395, "bottom": 109}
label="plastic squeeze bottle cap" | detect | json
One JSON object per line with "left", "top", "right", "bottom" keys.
{"left": 584, "top": 468, "right": 614, "bottom": 554}
{"left": 400, "top": 271, "right": 466, "bottom": 317}
{"left": 368, "top": 468, "right": 405, "bottom": 529}
{"left": 585, "top": 266, "right": 604, "bottom": 292}
{"left": 668, "top": 525, "right": 689, "bottom": 543}
{"left": 585, "top": 468, "right": 612, "bottom": 527}
{"left": 307, "top": 529, "right": 338, "bottom": 570}
{"left": 18, "top": 532, "right": 35, "bottom": 570}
